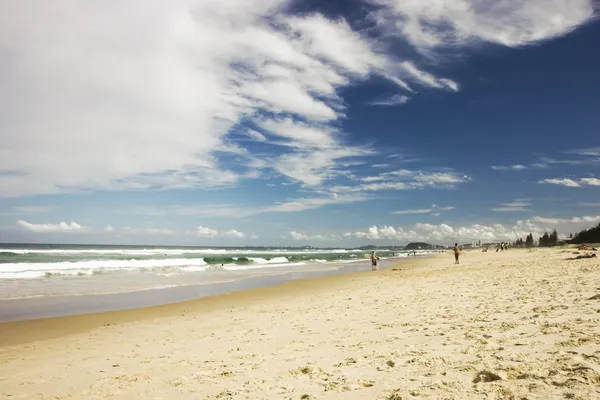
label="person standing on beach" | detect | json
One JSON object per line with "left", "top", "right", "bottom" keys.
{"left": 371, "top": 250, "right": 378, "bottom": 271}
{"left": 454, "top": 243, "right": 460, "bottom": 264}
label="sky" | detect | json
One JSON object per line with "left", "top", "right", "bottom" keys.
{"left": 1, "top": 0, "right": 600, "bottom": 247}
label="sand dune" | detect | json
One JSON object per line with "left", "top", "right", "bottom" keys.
{"left": 2, "top": 248, "right": 600, "bottom": 399}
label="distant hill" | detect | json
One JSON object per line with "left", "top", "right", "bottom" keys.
{"left": 357, "top": 245, "right": 378, "bottom": 250}
{"left": 404, "top": 242, "right": 434, "bottom": 250}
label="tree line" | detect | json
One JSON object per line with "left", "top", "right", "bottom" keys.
{"left": 511, "top": 222, "right": 600, "bottom": 248}
{"left": 568, "top": 222, "right": 600, "bottom": 244}
{"left": 512, "top": 230, "right": 558, "bottom": 248}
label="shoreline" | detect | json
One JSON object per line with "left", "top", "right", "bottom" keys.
{"left": 0, "top": 256, "right": 417, "bottom": 323}
{"left": 0, "top": 255, "right": 435, "bottom": 346}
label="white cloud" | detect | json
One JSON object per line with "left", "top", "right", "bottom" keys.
{"left": 368, "top": 94, "right": 410, "bottom": 106}
{"left": 289, "top": 231, "right": 326, "bottom": 242}
{"left": 491, "top": 165, "right": 528, "bottom": 171}
{"left": 539, "top": 178, "right": 581, "bottom": 188}
{"left": 581, "top": 178, "right": 600, "bottom": 186}
{"left": 224, "top": 229, "right": 245, "bottom": 239}
{"left": 290, "top": 231, "right": 308, "bottom": 241}
{"left": 245, "top": 129, "right": 268, "bottom": 142}
{"left": 539, "top": 177, "right": 600, "bottom": 187}
{"left": 2, "top": 1, "right": 593, "bottom": 199}
{"left": 104, "top": 225, "right": 115, "bottom": 233}
{"left": 0, "top": 0, "right": 461, "bottom": 198}
{"left": 191, "top": 226, "right": 220, "bottom": 238}
{"left": 15, "top": 220, "right": 86, "bottom": 233}
{"left": 371, "top": 0, "right": 595, "bottom": 49}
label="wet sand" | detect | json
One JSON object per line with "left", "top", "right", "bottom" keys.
{"left": 2, "top": 249, "right": 600, "bottom": 399}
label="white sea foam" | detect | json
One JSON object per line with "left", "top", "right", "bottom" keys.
{"left": 0, "top": 258, "right": 210, "bottom": 279}
{"left": 223, "top": 262, "right": 306, "bottom": 271}
{"left": 247, "top": 257, "right": 289, "bottom": 264}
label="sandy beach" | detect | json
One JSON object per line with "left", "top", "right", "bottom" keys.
{"left": 2, "top": 248, "right": 600, "bottom": 399}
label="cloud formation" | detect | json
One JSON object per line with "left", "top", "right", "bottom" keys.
{"left": 15, "top": 220, "right": 86, "bottom": 233}
{"left": 345, "top": 214, "right": 600, "bottom": 244}
{"left": 0, "top": 0, "right": 456, "bottom": 198}
{"left": 289, "top": 231, "right": 326, "bottom": 241}
{"left": 371, "top": 0, "right": 595, "bottom": 49}
{"left": 539, "top": 177, "right": 600, "bottom": 187}
{"left": 2, "top": 1, "right": 593, "bottom": 198}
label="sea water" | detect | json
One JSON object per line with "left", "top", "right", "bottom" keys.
{"left": 0, "top": 244, "right": 438, "bottom": 299}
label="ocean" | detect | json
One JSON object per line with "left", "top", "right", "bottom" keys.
{"left": 0, "top": 244, "right": 438, "bottom": 299}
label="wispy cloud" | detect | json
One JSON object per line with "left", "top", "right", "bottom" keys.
{"left": 392, "top": 208, "right": 434, "bottom": 215}
{"left": 568, "top": 147, "right": 600, "bottom": 157}
{"left": 492, "top": 200, "right": 531, "bottom": 212}
{"left": 578, "top": 202, "right": 600, "bottom": 207}
{"left": 333, "top": 169, "right": 471, "bottom": 193}
{"left": 138, "top": 194, "right": 369, "bottom": 218}
{"left": 0, "top": 206, "right": 53, "bottom": 216}
{"left": 368, "top": 94, "right": 410, "bottom": 106}
{"left": 538, "top": 157, "right": 600, "bottom": 166}
{"left": 392, "top": 206, "right": 455, "bottom": 215}
{"left": 491, "top": 165, "right": 528, "bottom": 171}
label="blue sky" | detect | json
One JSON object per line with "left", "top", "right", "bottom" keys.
{"left": 1, "top": 0, "right": 600, "bottom": 246}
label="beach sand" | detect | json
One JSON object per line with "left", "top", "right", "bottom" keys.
{"left": 1, "top": 249, "right": 600, "bottom": 399}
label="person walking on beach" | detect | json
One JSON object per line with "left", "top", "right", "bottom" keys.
{"left": 454, "top": 243, "right": 460, "bottom": 264}
{"left": 371, "top": 250, "right": 378, "bottom": 271}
